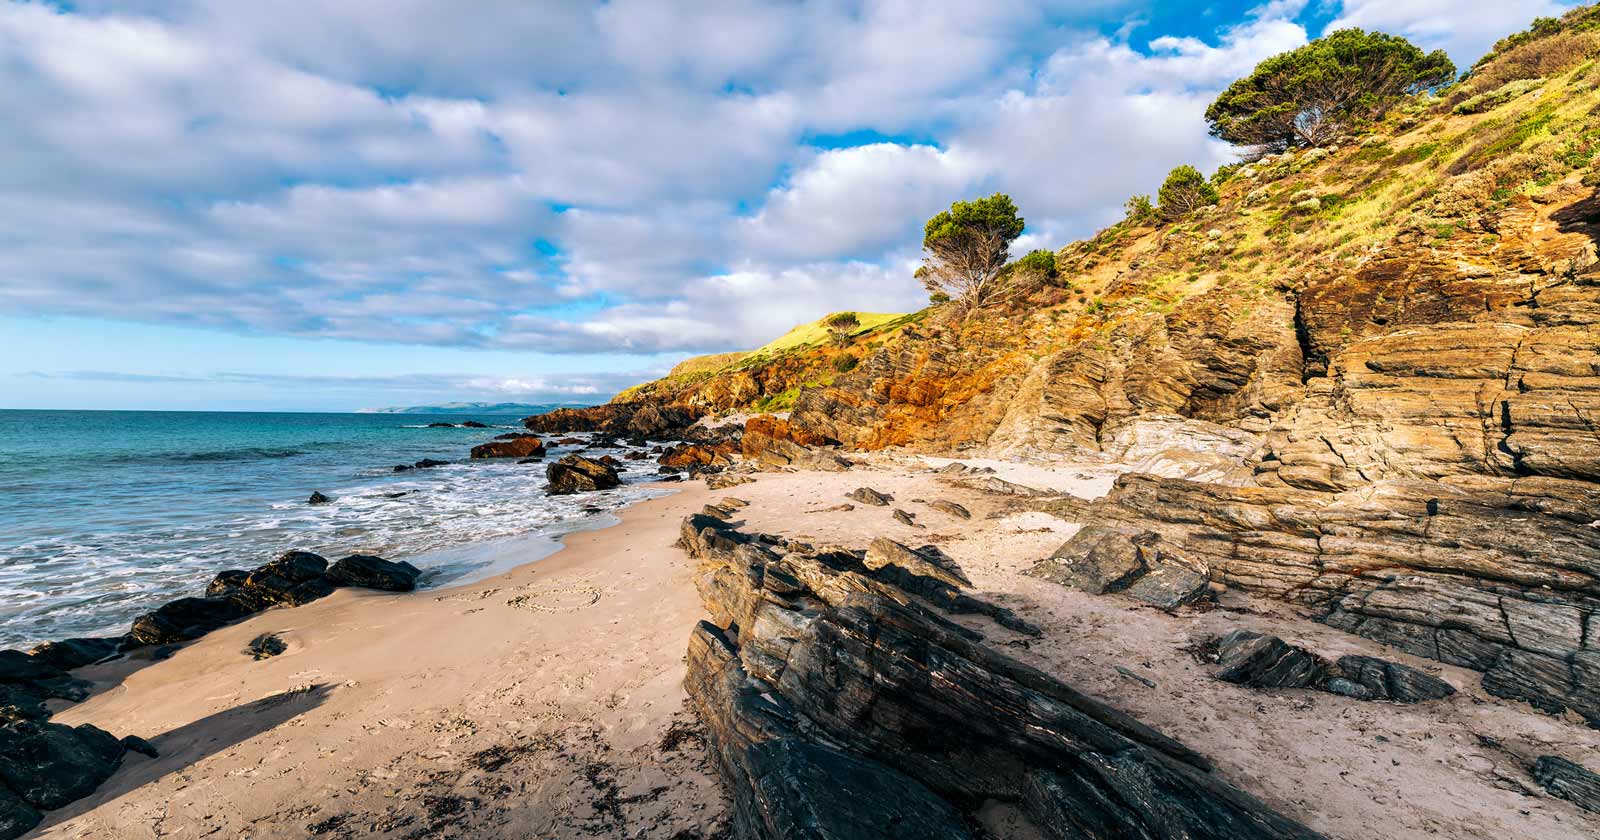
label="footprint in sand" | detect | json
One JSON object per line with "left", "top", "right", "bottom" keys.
{"left": 505, "top": 584, "right": 604, "bottom": 613}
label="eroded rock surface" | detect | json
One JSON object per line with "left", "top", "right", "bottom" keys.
{"left": 545, "top": 454, "right": 622, "bottom": 495}
{"left": 679, "top": 513, "right": 1324, "bottom": 839}
{"left": 1027, "top": 526, "right": 1210, "bottom": 610}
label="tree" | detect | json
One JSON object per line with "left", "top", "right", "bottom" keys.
{"left": 1157, "top": 165, "right": 1219, "bottom": 220}
{"left": 919, "top": 193, "right": 1026, "bottom": 319}
{"left": 1124, "top": 194, "right": 1157, "bottom": 225}
{"left": 825, "top": 311, "right": 861, "bottom": 346}
{"left": 1206, "top": 29, "right": 1455, "bottom": 153}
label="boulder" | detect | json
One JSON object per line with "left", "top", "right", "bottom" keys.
{"left": 128, "top": 595, "right": 256, "bottom": 646}
{"left": 426, "top": 422, "right": 454, "bottom": 428}
{"left": 207, "top": 550, "right": 334, "bottom": 610}
{"left": 545, "top": 454, "right": 621, "bottom": 495}
{"left": 659, "top": 441, "right": 737, "bottom": 469}
{"left": 926, "top": 500, "right": 970, "bottom": 519}
{"left": 1333, "top": 655, "right": 1455, "bottom": 703}
{"left": 459, "top": 420, "right": 487, "bottom": 428}
{"left": 0, "top": 720, "right": 125, "bottom": 811}
{"left": 0, "top": 785, "right": 39, "bottom": 840}
{"left": 1531, "top": 755, "right": 1600, "bottom": 814}
{"left": 412, "top": 458, "right": 448, "bottom": 469}
{"left": 470, "top": 436, "right": 545, "bottom": 459}
{"left": 891, "top": 509, "right": 919, "bottom": 527}
{"left": 1026, "top": 526, "right": 1209, "bottom": 610}
{"left": 307, "top": 491, "right": 331, "bottom": 505}
{"left": 846, "top": 487, "right": 892, "bottom": 506}
{"left": 26, "top": 638, "right": 120, "bottom": 672}
{"left": 1213, "top": 630, "right": 1327, "bottom": 690}
{"left": 325, "top": 555, "right": 421, "bottom": 592}
{"left": 705, "top": 472, "right": 755, "bottom": 490}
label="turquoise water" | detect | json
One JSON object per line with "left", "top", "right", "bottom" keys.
{"left": 0, "top": 409, "right": 670, "bottom": 648}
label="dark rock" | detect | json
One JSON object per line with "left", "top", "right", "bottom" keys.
{"left": 493, "top": 432, "right": 538, "bottom": 440}
{"left": 738, "top": 739, "right": 974, "bottom": 839}
{"left": 598, "top": 455, "right": 623, "bottom": 467}
{"left": 545, "top": 454, "right": 621, "bottom": 495}
{"left": 25, "top": 638, "right": 120, "bottom": 672}
{"left": 307, "top": 491, "right": 331, "bottom": 505}
{"left": 1334, "top": 655, "right": 1455, "bottom": 703}
{"left": 471, "top": 436, "right": 545, "bottom": 459}
{"left": 556, "top": 437, "right": 588, "bottom": 445}
{"left": 891, "top": 508, "right": 919, "bottom": 527}
{"left": 1027, "top": 526, "right": 1210, "bottom": 610}
{"left": 248, "top": 633, "right": 287, "bottom": 660}
{"left": 392, "top": 464, "right": 413, "bottom": 472}
{"left": 208, "top": 551, "right": 333, "bottom": 611}
{"left": 0, "top": 651, "right": 57, "bottom": 683}
{"left": 1322, "top": 677, "right": 1374, "bottom": 700}
{"left": 0, "top": 720, "right": 124, "bottom": 810}
{"left": 459, "top": 420, "right": 488, "bottom": 428}
{"left": 523, "top": 402, "right": 707, "bottom": 438}
{"left": 0, "top": 785, "right": 40, "bottom": 840}
{"left": 413, "top": 459, "right": 448, "bottom": 469}
{"left": 120, "top": 734, "right": 159, "bottom": 758}
{"left": 1214, "top": 630, "right": 1327, "bottom": 689}
{"left": 1531, "top": 755, "right": 1600, "bottom": 814}
{"left": 128, "top": 595, "right": 256, "bottom": 646}
{"left": 681, "top": 516, "right": 1323, "bottom": 840}
{"left": 926, "top": 500, "right": 970, "bottom": 519}
{"left": 426, "top": 422, "right": 455, "bottom": 427}
{"left": 846, "top": 487, "right": 892, "bottom": 506}
{"left": 325, "top": 555, "right": 421, "bottom": 592}
{"left": 517, "top": 457, "right": 542, "bottom": 464}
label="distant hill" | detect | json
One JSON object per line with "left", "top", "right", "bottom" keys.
{"left": 355, "top": 401, "right": 586, "bottom": 415}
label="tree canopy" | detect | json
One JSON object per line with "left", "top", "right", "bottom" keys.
{"left": 1205, "top": 29, "right": 1455, "bottom": 152}
{"left": 920, "top": 193, "right": 1026, "bottom": 317}
{"left": 1156, "top": 165, "right": 1219, "bottom": 220}
{"left": 825, "top": 311, "right": 861, "bottom": 345}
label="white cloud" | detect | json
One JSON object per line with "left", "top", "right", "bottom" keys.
{"left": 1330, "top": 0, "right": 1583, "bottom": 66}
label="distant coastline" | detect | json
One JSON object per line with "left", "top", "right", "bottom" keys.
{"left": 355, "top": 401, "right": 593, "bottom": 415}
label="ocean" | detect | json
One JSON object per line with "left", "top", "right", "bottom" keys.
{"left": 0, "top": 409, "right": 673, "bottom": 649}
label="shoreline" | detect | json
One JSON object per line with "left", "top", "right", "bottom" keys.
{"left": 24, "top": 456, "right": 1600, "bottom": 839}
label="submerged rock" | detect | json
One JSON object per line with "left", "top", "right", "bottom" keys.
{"left": 325, "top": 555, "right": 421, "bottom": 592}
{"left": 307, "top": 491, "right": 331, "bottom": 505}
{"left": 459, "top": 420, "right": 488, "bottom": 428}
{"left": 545, "top": 454, "right": 621, "bottom": 495}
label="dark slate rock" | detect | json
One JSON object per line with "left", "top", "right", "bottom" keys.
{"left": 1214, "top": 630, "right": 1327, "bottom": 689}
{"left": 1322, "top": 677, "right": 1375, "bottom": 700}
{"left": 0, "top": 721, "right": 124, "bottom": 810}
{"left": 413, "top": 459, "right": 448, "bottom": 469}
{"left": 128, "top": 596, "right": 256, "bottom": 646}
{"left": 741, "top": 739, "right": 974, "bottom": 839}
{"left": 307, "top": 491, "right": 331, "bottom": 505}
{"left": 846, "top": 487, "right": 892, "bottom": 506}
{"left": 460, "top": 420, "right": 488, "bottom": 428}
{"left": 1334, "top": 655, "right": 1455, "bottom": 703}
{"left": 1531, "top": 755, "right": 1600, "bottom": 814}
{"left": 1027, "top": 527, "right": 1209, "bottom": 610}
{"left": 0, "top": 786, "right": 40, "bottom": 840}
{"left": 121, "top": 734, "right": 159, "bottom": 758}
{"left": 325, "top": 555, "right": 421, "bottom": 592}
{"left": 0, "top": 651, "right": 58, "bottom": 683}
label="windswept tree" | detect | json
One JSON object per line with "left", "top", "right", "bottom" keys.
{"left": 1206, "top": 29, "right": 1455, "bottom": 153}
{"left": 919, "top": 193, "right": 1026, "bottom": 319}
{"left": 1156, "top": 165, "right": 1219, "bottom": 220}
{"left": 825, "top": 311, "right": 860, "bottom": 346}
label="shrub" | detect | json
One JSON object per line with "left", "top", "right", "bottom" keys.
{"left": 1124, "top": 194, "right": 1157, "bottom": 225}
{"left": 1468, "top": 30, "right": 1600, "bottom": 92}
{"left": 1012, "top": 249, "right": 1058, "bottom": 280}
{"left": 832, "top": 354, "right": 859, "bottom": 373}
{"left": 1453, "top": 78, "right": 1545, "bottom": 115}
{"left": 824, "top": 311, "right": 861, "bottom": 346}
{"left": 1157, "top": 165, "right": 1219, "bottom": 220}
{"left": 1206, "top": 29, "right": 1455, "bottom": 152}
{"left": 919, "top": 193, "right": 1027, "bottom": 319}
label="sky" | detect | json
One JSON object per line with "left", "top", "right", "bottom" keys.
{"left": 0, "top": 0, "right": 1583, "bottom": 411}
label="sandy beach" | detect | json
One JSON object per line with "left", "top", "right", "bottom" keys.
{"left": 32, "top": 455, "right": 1600, "bottom": 839}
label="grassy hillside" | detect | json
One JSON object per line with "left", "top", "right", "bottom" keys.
{"left": 748, "top": 312, "right": 910, "bottom": 355}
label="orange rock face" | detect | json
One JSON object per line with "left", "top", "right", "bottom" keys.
{"left": 469, "top": 436, "right": 545, "bottom": 459}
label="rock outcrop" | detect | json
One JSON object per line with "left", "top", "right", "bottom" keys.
{"left": 0, "top": 719, "right": 132, "bottom": 838}
{"left": 545, "top": 454, "right": 622, "bottom": 495}
{"left": 1209, "top": 631, "right": 1455, "bottom": 704}
{"left": 659, "top": 441, "right": 737, "bottom": 470}
{"left": 741, "top": 415, "right": 851, "bottom": 471}
{"left": 1531, "top": 755, "right": 1600, "bottom": 814}
{"left": 1027, "top": 526, "right": 1211, "bottom": 611}
{"left": 678, "top": 513, "right": 1324, "bottom": 839}
{"left": 522, "top": 402, "right": 706, "bottom": 438}
{"left": 470, "top": 436, "right": 545, "bottom": 459}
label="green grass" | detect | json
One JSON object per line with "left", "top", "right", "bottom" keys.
{"left": 747, "top": 311, "right": 909, "bottom": 356}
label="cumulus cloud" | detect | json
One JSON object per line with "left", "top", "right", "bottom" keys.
{"left": 1330, "top": 0, "right": 1583, "bottom": 65}
{"left": 0, "top": 0, "right": 1557, "bottom": 380}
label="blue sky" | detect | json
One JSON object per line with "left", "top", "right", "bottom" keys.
{"left": 0, "top": 0, "right": 1581, "bottom": 411}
